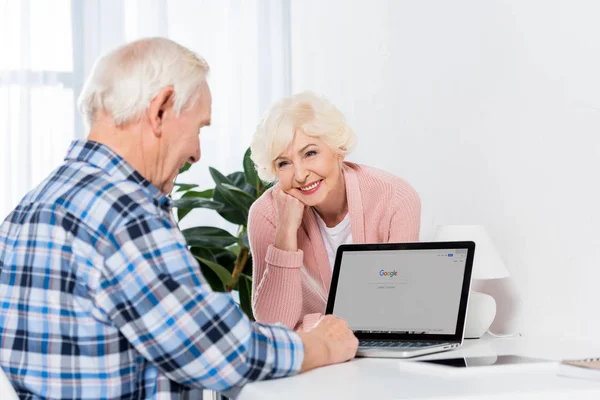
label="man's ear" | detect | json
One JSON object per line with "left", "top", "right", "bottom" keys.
{"left": 148, "top": 86, "right": 175, "bottom": 137}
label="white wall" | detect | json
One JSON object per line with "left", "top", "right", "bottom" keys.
{"left": 291, "top": 0, "right": 600, "bottom": 340}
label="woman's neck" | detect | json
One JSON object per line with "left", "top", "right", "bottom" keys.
{"left": 313, "top": 171, "right": 348, "bottom": 228}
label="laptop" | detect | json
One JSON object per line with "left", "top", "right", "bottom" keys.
{"left": 326, "top": 241, "right": 475, "bottom": 358}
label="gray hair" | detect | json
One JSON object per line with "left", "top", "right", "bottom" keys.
{"left": 78, "top": 37, "right": 210, "bottom": 128}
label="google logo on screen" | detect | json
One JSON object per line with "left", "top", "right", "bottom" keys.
{"left": 379, "top": 270, "right": 398, "bottom": 278}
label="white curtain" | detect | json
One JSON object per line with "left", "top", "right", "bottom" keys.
{"left": 0, "top": 0, "right": 291, "bottom": 229}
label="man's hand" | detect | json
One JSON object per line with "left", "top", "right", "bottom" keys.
{"left": 273, "top": 186, "right": 305, "bottom": 252}
{"left": 297, "top": 315, "right": 358, "bottom": 372}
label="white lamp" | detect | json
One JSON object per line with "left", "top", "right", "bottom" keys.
{"left": 433, "top": 225, "right": 510, "bottom": 339}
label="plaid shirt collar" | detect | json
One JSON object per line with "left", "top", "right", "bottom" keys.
{"left": 65, "top": 140, "right": 172, "bottom": 210}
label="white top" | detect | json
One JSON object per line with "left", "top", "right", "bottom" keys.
{"left": 313, "top": 209, "right": 353, "bottom": 270}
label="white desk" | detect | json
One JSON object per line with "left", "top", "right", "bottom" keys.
{"left": 237, "top": 334, "right": 600, "bottom": 399}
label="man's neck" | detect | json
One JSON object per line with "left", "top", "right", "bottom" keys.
{"left": 87, "top": 119, "right": 151, "bottom": 182}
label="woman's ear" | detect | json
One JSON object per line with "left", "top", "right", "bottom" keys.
{"left": 148, "top": 86, "right": 175, "bottom": 137}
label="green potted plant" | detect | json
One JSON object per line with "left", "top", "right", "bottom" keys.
{"left": 172, "top": 148, "right": 272, "bottom": 320}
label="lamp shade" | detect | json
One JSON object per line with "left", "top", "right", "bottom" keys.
{"left": 433, "top": 225, "right": 510, "bottom": 280}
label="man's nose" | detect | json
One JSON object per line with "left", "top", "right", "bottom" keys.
{"left": 189, "top": 147, "right": 201, "bottom": 164}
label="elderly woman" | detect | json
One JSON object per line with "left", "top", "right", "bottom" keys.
{"left": 248, "top": 91, "right": 421, "bottom": 331}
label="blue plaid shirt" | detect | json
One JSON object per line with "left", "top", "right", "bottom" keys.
{"left": 0, "top": 140, "right": 303, "bottom": 399}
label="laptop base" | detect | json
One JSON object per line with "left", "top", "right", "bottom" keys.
{"left": 357, "top": 342, "right": 460, "bottom": 359}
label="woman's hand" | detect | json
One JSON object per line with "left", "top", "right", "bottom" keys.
{"left": 273, "top": 186, "right": 305, "bottom": 251}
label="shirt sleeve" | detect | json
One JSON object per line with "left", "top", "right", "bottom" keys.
{"left": 95, "top": 213, "right": 304, "bottom": 392}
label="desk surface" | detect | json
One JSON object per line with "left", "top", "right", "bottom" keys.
{"left": 238, "top": 334, "right": 600, "bottom": 400}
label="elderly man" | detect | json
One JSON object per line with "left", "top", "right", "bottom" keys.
{"left": 0, "top": 38, "right": 357, "bottom": 399}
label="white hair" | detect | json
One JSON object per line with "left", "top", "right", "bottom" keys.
{"left": 251, "top": 91, "right": 357, "bottom": 182}
{"left": 78, "top": 37, "right": 210, "bottom": 128}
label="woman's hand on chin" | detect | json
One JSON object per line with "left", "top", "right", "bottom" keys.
{"left": 273, "top": 186, "right": 305, "bottom": 251}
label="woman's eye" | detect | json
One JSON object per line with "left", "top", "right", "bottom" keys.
{"left": 277, "top": 161, "right": 289, "bottom": 168}
{"left": 306, "top": 150, "right": 317, "bottom": 157}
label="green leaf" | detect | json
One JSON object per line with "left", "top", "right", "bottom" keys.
{"left": 214, "top": 185, "right": 250, "bottom": 224}
{"left": 191, "top": 246, "right": 236, "bottom": 274}
{"left": 238, "top": 274, "right": 254, "bottom": 321}
{"left": 228, "top": 244, "right": 241, "bottom": 257}
{"left": 172, "top": 197, "right": 223, "bottom": 211}
{"left": 182, "top": 227, "right": 238, "bottom": 248}
{"left": 207, "top": 167, "right": 252, "bottom": 225}
{"left": 178, "top": 207, "right": 192, "bottom": 223}
{"left": 217, "top": 183, "right": 254, "bottom": 212}
{"left": 229, "top": 171, "right": 257, "bottom": 198}
{"left": 174, "top": 153, "right": 255, "bottom": 319}
{"left": 243, "top": 253, "right": 253, "bottom": 277}
{"left": 221, "top": 183, "right": 255, "bottom": 202}
{"left": 239, "top": 231, "right": 249, "bottom": 248}
{"left": 179, "top": 162, "right": 192, "bottom": 174}
{"left": 182, "top": 189, "right": 214, "bottom": 199}
{"left": 243, "top": 148, "right": 260, "bottom": 191}
{"left": 174, "top": 190, "right": 220, "bottom": 221}
{"left": 191, "top": 247, "right": 225, "bottom": 292}
{"left": 213, "top": 248, "right": 237, "bottom": 273}
{"left": 227, "top": 171, "right": 246, "bottom": 188}
{"left": 209, "top": 166, "right": 232, "bottom": 187}
{"left": 174, "top": 183, "right": 198, "bottom": 192}
{"left": 195, "top": 255, "right": 233, "bottom": 286}
{"left": 214, "top": 198, "right": 247, "bottom": 225}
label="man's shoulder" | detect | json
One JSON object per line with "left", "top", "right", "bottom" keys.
{"left": 31, "top": 161, "right": 161, "bottom": 234}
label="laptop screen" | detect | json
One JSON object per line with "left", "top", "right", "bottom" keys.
{"left": 330, "top": 246, "right": 470, "bottom": 336}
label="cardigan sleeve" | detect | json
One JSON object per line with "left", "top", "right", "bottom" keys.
{"left": 248, "top": 205, "right": 304, "bottom": 330}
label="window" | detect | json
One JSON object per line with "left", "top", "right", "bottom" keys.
{"left": 0, "top": 0, "right": 291, "bottom": 226}
{"left": 0, "top": 0, "right": 77, "bottom": 217}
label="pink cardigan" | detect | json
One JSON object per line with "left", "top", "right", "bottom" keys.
{"left": 248, "top": 162, "right": 421, "bottom": 331}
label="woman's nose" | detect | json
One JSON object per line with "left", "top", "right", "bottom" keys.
{"left": 294, "top": 165, "right": 309, "bottom": 182}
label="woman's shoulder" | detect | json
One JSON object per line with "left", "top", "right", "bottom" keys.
{"left": 345, "top": 161, "right": 417, "bottom": 191}
{"left": 249, "top": 184, "right": 277, "bottom": 222}
{"left": 345, "top": 162, "right": 420, "bottom": 206}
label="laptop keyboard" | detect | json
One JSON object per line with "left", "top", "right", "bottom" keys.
{"left": 359, "top": 340, "right": 442, "bottom": 348}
